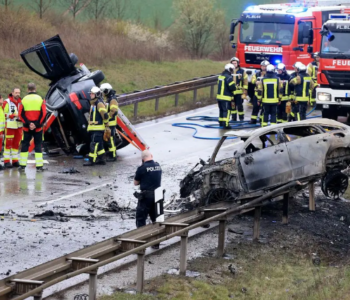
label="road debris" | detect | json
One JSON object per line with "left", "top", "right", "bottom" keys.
{"left": 59, "top": 167, "right": 80, "bottom": 174}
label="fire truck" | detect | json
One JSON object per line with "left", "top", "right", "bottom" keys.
{"left": 316, "top": 15, "right": 350, "bottom": 120}
{"left": 230, "top": 0, "right": 350, "bottom": 69}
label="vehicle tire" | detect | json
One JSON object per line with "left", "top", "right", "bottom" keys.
{"left": 321, "top": 170, "right": 348, "bottom": 199}
{"left": 84, "top": 70, "right": 105, "bottom": 85}
{"left": 204, "top": 188, "right": 236, "bottom": 206}
{"left": 116, "top": 125, "right": 130, "bottom": 150}
{"left": 322, "top": 106, "right": 338, "bottom": 121}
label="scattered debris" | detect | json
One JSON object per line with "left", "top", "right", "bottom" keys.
{"left": 59, "top": 167, "right": 80, "bottom": 174}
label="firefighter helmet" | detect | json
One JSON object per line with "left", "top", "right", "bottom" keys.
{"left": 298, "top": 63, "right": 307, "bottom": 71}
{"left": 266, "top": 64, "right": 275, "bottom": 73}
{"left": 89, "top": 86, "right": 102, "bottom": 98}
{"left": 277, "top": 63, "right": 286, "bottom": 71}
{"left": 100, "top": 83, "right": 113, "bottom": 95}
{"left": 261, "top": 60, "right": 270, "bottom": 66}
{"left": 230, "top": 57, "right": 240, "bottom": 64}
{"left": 225, "top": 63, "right": 235, "bottom": 73}
{"left": 313, "top": 52, "right": 320, "bottom": 58}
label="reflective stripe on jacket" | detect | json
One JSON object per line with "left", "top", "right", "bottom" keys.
{"left": 216, "top": 70, "right": 236, "bottom": 101}
{"left": 19, "top": 93, "right": 46, "bottom": 132}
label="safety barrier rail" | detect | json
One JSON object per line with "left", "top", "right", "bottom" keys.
{"left": 0, "top": 179, "right": 311, "bottom": 300}
{"left": 117, "top": 75, "right": 218, "bottom": 119}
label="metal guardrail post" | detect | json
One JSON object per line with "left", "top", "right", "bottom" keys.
{"left": 253, "top": 206, "right": 262, "bottom": 241}
{"left": 282, "top": 193, "right": 289, "bottom": 224}
{"left": 210, "top": 85, "right": 215, "bottom": 99}
{"left": 155, "top": 98, "right": 160, "bottom": 111}
{"left": 193, "top": 89, "right": 197, "bottom": 103}
{"left": 136, "top": 249, "right": 145, "bottom": 293}
{"left": 217, "top": 219, "right": 226, "bottom": 257}
{"left": 89, "top": 270, "right": 98, "bottom": 300}
{"left": 309, "top": 181, "right": 315, "bottom": 211}
{"left": 175, "top": 94, "right": 179, "bottom": 107}
{"left": 33, "top": 292, "right": 43, "bottom": 300}
{"left": 134, "top": 102, "right": 138, "bottom": 119}
{"left": 179, "top": 231, "right": 189, "bottom": 276}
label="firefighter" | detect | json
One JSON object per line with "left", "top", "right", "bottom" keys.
{"left": 261, "top": 64, "right": 281, "bottom": 127}
{"left": 288, "top": 62, "right": 302, "bottom": 122}
{"left": 230, "top": 57, "right": 248, "bottom": 121}
{"left": 84, "top": 86, "right": 109, "bottom": 166}
{"left": 3, "top": 88, "right": 22, "bottom": 168}
{"left": 276, "top": 63, "right": 290, "bottom": 123}
{"left": 134, "top": 150, "right": 162, "bottom": 229}
{"left": 307, "top": 52, "right": 320, "bottom": 105}
{"left": 217, "top": 63, "right": 236, "bottom": 128}
{"left": 100, "top": 83, "right": 119, "bottom": 162}
{"left": 0, "top": 94, "right": 5, "bottom": 171}
{"left": 250, "top": 60, "right": 270, "bottom": 124}
{"left": 18, "top": 83, "right": 46, "bottom": 171}
{"left": 289, "top": 63, "right": 314, "bottom": 121}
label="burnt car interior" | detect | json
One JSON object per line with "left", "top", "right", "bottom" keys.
{"left": 245, "top": 131, "right": 281, "bottom": 154}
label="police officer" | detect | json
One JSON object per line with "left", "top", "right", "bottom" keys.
{"left": 84, "top": 86, "right": 109, "bottom": 166}
{"left": 134, "top": 150, "right": 162, "bottom": 229}
{"left": 289, "top": 63, "right": 314, "bottom": 121}
{"left": 100, "top": 83, "right": 119, "bottom": 162}
{"left": 261, "top": 64, "right": 281, "bottom": 127}
{"left": 18, "top": 83, "right": 46, "bottom": 171}
{"left": 230, "top": 57, "right": 248, "bottom": 121}
{"left": 288, "top": 62, "right": 302, "bottom": 121}
{"left": 307, "top": 52, "right": 320, "bottom": 105}
{"left": 276, "top": 63, "right": 290, "bottom": 123}
{"left": 217, "top": 63, "right": 236, "bottom": 129}
{"left": 250, "top": 60, "right": 270, "bottom": 124}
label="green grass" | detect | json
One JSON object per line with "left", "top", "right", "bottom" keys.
{"left": 0, "top": 59, "right": 222, "bottom": 120}
{"left": 12, "top": 0, "right": 289, "bottom": 27}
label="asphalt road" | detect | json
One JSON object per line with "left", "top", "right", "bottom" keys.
{"left": 0, "top": 103, "right": 322, "bottom": 279}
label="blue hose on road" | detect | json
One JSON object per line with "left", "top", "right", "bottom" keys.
{"left": 172, "top": 105, "right": 321, "bottom": 140}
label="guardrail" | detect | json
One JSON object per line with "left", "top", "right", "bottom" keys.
{"left": 117, "top": 75, "right": 218, "bottom": 119}
{"left": 0, "top": 180, "right": 303, "bottom": 300}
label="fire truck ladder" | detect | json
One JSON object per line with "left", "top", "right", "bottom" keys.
{"left": 294, "top": 0, "right": 350, "bottom": 6}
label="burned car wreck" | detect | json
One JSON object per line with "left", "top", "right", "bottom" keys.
{"left": 180, "top": 119, "right": 350, "bottom": 206}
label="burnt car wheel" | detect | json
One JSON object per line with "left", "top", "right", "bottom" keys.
{"left": 205, "top": 188, "right": 236, "bottom": 206}
{"left": 116, "top": 126, "right": 130, "bottom": 150}
{"left": 321, "top": 170, "right": 349, "bottom": 199}
{"left": 82, "top": 70, "right": 105, "bottom": 85}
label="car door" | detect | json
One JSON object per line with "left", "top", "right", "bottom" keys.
{"left": 239, "top": 130, "right": 294, "bottom": 192}
{"left": 20, "top": 35, "right": 76, "bottom": 81}
{"left": 283, "top": 125, "right": 329, "bottom": 179}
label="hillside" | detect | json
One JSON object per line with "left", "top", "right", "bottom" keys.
{"left": 14, "top": 0, "right": 289, "bottom": 26}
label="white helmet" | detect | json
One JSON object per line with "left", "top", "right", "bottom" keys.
{"left": 100, "top": 83, "right": 113, "bottom": 95}
{"left": 89, "top": 86, "right": 101, "bottom": 98}
{"left": 225, "top": 63, "right": 235, "bottom": 72}
{"left": 266, "top": 64, "right": 275, "bottom": 72}
{"left": 293, "top": 61, "right": 302, "bottom": 69}
{"left": 230, "top": 57, "right": 240, "bottom": 64}
{"left": 261, "top": 60, "right": 270, "bottom": 66}
{"left": 277, "top": 63, "right": 286, "bottom": 71}
{"left": 298, "top": 63, "right": 307, "bottom": 71}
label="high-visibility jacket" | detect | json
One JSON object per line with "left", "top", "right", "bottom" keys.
{"left": 277, "top": 72, "right": 290, "bottom": 101}
{"left": 87, "top": 98, "right": 109, "bottom": 131}
{"left": 290, "top": 71, "right": 314, "bottom": 102}
{"left": 261, "top": 73, "right": 281, "bottom": 104}
{"left": 4, "top": 94, "right": 22, "bottom": 129}
{"left": 216, "top": 70, "right": 236, "bottom": 101}
{"left": 307, "top": 61, "right": 319, "bottom": 82}
{"left": 288, "top": 71, "right": 298, "bottom": 100}
{"left": 0, "top": 105, "right": 5, "bottom": 133}
{"left": 233, "top": 67, "right": 248, "bottom": 95}
{"left": 19, "top": 92, "right": 46, "bottom": 132}
{"left": 105, "top": 91, "right": 119, "bottom": 127}
{"left": 252, "top": 70, "right": 266, "bottom": 100}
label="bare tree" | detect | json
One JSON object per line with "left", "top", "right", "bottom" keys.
{"left": 214, "top": 15, "right": 231, "bottom": 60}
{"left": 61, "top": 0, "right": 91, "bottom": 20}
{"left": 114, "top": 0, "right": 127, "bottom": 20}
{"left": 30, "top": 0, "right": 54, "bottom": 19}
{"left": 0, "top": 0, "right": 13, "bottom": 11}
{"left": 87, "top": 0, "right": 110, "bottom": 21}
{"left": 171, "top": 0, "right": 223, "bottom": 58}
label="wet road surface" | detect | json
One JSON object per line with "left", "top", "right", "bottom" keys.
{"left": 0, "top": 103, "right": 322, "bottom": 279}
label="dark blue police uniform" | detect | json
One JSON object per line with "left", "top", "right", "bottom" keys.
{"left": 134, "top": 160, "right": 162, "bottom": 228}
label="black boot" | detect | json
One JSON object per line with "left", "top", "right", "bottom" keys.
{"left": 249, "top": 119, "right": 257, "bottom": 124}
{"left": 12, "top": 162, "right": 19, "bottom": 167}
{"left": 106, "top": 152, "right": 117, "bottom": 162}
{"left": 0, "top": 164, "right": 4, "bottom": 171}
{"left": 83, "top": 159, "right": 94, "bottom": 166}
{"left": 96, "top": 154, "right": 106, "bottom": 165}
{"left": 4, "top": 162, "right": 12, "bottom": 168}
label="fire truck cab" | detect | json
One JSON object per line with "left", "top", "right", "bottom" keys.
{"left": 230, "top": 0, "right": 350, "bottom": 72}
{"left": 317, "top": 16, "right": 350, "bottom": 120}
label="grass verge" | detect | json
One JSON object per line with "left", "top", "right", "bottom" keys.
{"left": 0, "top": 59, "right": 222, "bottom": 120}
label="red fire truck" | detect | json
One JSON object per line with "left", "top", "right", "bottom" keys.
{"left": 316, "top": 15, "right": 350, "bottom": 120}
{"left": 230, "top": 0, "right": 350, "bottom": 71}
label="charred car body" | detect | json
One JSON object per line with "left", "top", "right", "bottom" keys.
{"left": 20, "top": 35, "right": 131, "bottom": 154}
{"left": 181, "top": 119, "right": 350, "bottom": 205}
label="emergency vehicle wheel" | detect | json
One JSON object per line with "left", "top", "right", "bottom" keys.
{"left": 322, "top": 106, "right": 338, "bottom": 121}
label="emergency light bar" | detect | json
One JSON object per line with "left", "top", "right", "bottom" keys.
{"left": 329, "top": 13, "right": 349, "bottom": 19}
{"left": 294, "top": 0, "right": 350, "bottom": 7}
